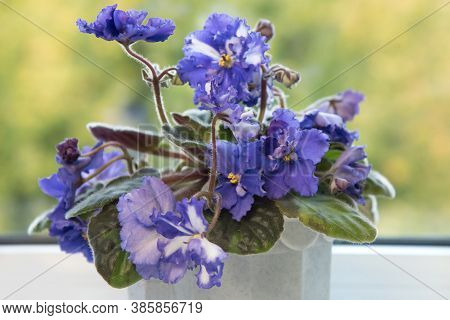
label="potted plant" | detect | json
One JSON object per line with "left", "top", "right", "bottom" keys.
{"left": 29, "top": 4, "right": 395, "bottom": 299}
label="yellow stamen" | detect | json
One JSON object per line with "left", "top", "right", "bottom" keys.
{"left": 219, "top": 54, "right": 233, "bottom": 68}
{"left": 283, "top": 154, "right": 291, "bottom": 162}
{"left": 228, "top": 172, "right": 240, "bottom": 184}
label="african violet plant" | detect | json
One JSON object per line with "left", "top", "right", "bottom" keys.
{"left": 29, "top": 5, "right": 395, "bottom": 289}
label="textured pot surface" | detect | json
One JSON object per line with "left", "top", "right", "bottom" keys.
{"left": 128, "top": 218, "right": 332, "bottom": 300}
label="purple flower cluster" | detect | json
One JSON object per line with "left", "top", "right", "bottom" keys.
{"left": 39, "top": 138, "right": 125, "bottom": 261}
{"left": 118, "top": 177, "right": 227, "bottom": 288}
{"left": 177, "top": 13, "right": 270, "bottom": 112}
{"left": 210, "top": 109, "right": 329, "bottom": 220}
{"left": 263, "top": 109, "right": 329, "bottom": 199}
{"left": 299, "top": 90, "right": 370, "bottom": 202}
{"left": 69, "top": 5, "right": 380, "bottom": 290}
{"left": 77, "top": 4, "right": 175, "bottom": 44}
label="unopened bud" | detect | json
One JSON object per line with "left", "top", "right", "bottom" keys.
{"left": 56, "top": 138, "right": 80, "bottom": 164}
{"left": 255, "top": 19, "right": 275, "bottom": 42}
{"left": 331, "top": 178, "right": 350, "bottom": 193}
{"left": 272, "top": 65, "right": 301, "bottom": 88}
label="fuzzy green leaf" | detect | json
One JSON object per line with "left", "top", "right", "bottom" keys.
{"left": 358, "top": 195, "right": 379, "bottom": 224}
{"left": 364, "top": 170, "right": 396, "bottom": 198}
{"left": 207, "top": 197, "right": 284, "bottom": 255}
{"left": 88, "top": 202, "right": 141, "bottom": 288}
{"left": 275, "top": 194, "right": 377, "bottom": 243}
{"left": 162, "top": 124, "right": 207, "bottom": 161}
{"left": 27, "top": 209, "right": 52, "bottom": 234}
{"left": 171, "top": 109, "right": 211, "bottom": 135}
{"left": 65, "top": 168, "right": 159, "bottom": 219}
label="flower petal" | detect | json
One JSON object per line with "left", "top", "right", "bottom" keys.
{"left": 295, "top": 129, "right": 329, "bottom": 164}
{"left": 284, "top": 159, "right": 319, "bottom": 196}
{"left": 189, "top": 238, "right": 227, "bottom": 289}
{"left": 230, "top": 192, "right": 254, "bottom": 221}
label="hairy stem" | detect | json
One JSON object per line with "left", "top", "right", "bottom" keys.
{"left": 81, "top": 141, "right": 133, "bottom": 174}
{"left": 158, "top": 67, "right": 177, "bottom": 81}
{"left": 273, "top": 87, "right": 286, "bottom": 109}
{"left": 122, "top": 44, "right": 169, "bottom": 125}
{"left": 207, "top": 193, "right": 222, "bottom": 235}
{"left": 81, "top": 155, "right": 128, "bottom": 184}
{"left": 208, "top": 115, "right": 220, "bottom": 195}
{"left": 258, "top": 73, "right": 268, "bottom": 123}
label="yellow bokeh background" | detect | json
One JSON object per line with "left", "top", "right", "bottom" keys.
{"left": 0, "top": 0, "right": 449, "bottom": 236}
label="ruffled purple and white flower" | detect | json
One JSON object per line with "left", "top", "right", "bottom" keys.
{"left": 263, "top": 109, "right": 329, "bottom": 199}
{"left": 229, "top": 106, "right": 260, "bottom": 141}
{"left": 212, "top": 140, "right": 265, "bottom": 221}
{"left": 76, "top": 4, "right": 175, "bottom": 44}
{"left": 329, "top": 146, "right": 371, "bottom": 204}
{"left": 177, "top": 13, "right": 270, "bottom": 111}
{"left": 118, "top": 177, "right": 227, "bottom": 289}
{"left": 39, "top": 138, "right": 126, "bottom": 262}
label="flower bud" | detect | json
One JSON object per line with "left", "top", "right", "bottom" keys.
{"left": 272, "top": 65, "right": 301, "bottom": 88}
{"left": 255, "top": 19, "right": 275, "bottom": 41}
{"left": 56, "top": 138, "right": 80, "bottom": 164}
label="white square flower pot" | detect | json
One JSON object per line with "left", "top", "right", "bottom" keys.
{"left": 128, "top": 218, "right": 332, "bottom": 299}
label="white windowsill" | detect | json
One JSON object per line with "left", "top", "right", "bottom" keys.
{"left": 0, "top": 245, "right": 449, "bottom": 300}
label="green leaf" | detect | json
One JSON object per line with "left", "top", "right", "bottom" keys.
{"left": 171, "top": 109, "right": 211, "bottom": 135}
{"left": 275, "top": 194, "right": 377, "bottom": 243}
{"left": 364, "top": 170, "right": 396, "bottom": 198}
{"left": 358, "top": 195, "right": 379, "bottom": 224}
{"left": 162, "top": 124, "right": 207, "bottom": 161}
{"left": 27, "top": 209, "right": 51, "bottom": 234}
{"left": 88, "top": 202, "right": 141, "bottom": 288}
{"left": 65, "top": 168, "right": 159, "bottom": 219}
{"left": 218, "top": 124, "right": 235, "bottom": 142}
{"left": 207, "top": 197, "right": 284, "bottom": 255}
{"left": 87, "top": 122, "right": 163, "bottom": 152}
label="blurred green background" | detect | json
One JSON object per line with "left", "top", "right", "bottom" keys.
{"left": 0, "top": 0, "right": 449, "bottom": 236}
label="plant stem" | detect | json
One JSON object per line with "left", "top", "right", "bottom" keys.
{"left": 81, "top": 155, "right": 128, "bottom": 183}
{"left": 207, "top": 193, "right": 222, "bottom": 235}
{"left": 122, "top": 44, "right": 169, "bottom": 125}
{"left": 81, "top": 141, "right": 134, "bottom": 174}
{"left": 258, "top": 71, "right": 268, "bottom": 123}
{"left": 208, "top": 115, "right": 220, "bottom": 195}
{"left": 273, "top": 87, "right": 286, "bottom": 109}
{"left": 158, "top": 67, "right": 177, "bottom": 81}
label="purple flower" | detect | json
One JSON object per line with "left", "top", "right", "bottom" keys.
{"left": 317, "top": 90, "right": 364, "bottom": 122}
{"left": 195, "top": 84, "right": 240, "bottom": 113}
{"left": 300, "top": 111, "right": 359, "bottom": 146}
{"left": 329, "top": 146, "right": 371, "bottom": 204}
{"left": 177, "top": 13, "right": 270, "bottom": 111}
{"left": 299, "top": 90, "right": 364, "bottom": 146}
{"left": 263, "top": 109, "right": 329, "bottom": 199}
{"left": 118, "top": 177, "right": 227, "bottom": 289}
{"left": 38, "top": 138, "right": 126, "bottom": 262}
{"left": 47, "top": 203, "right": 93, "bottom": 262}
{"left": 212, "top": 140, "right": 265, "bottom": 221}
{"left": 76, "top": 4, "right": 175, "bottom": 45}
